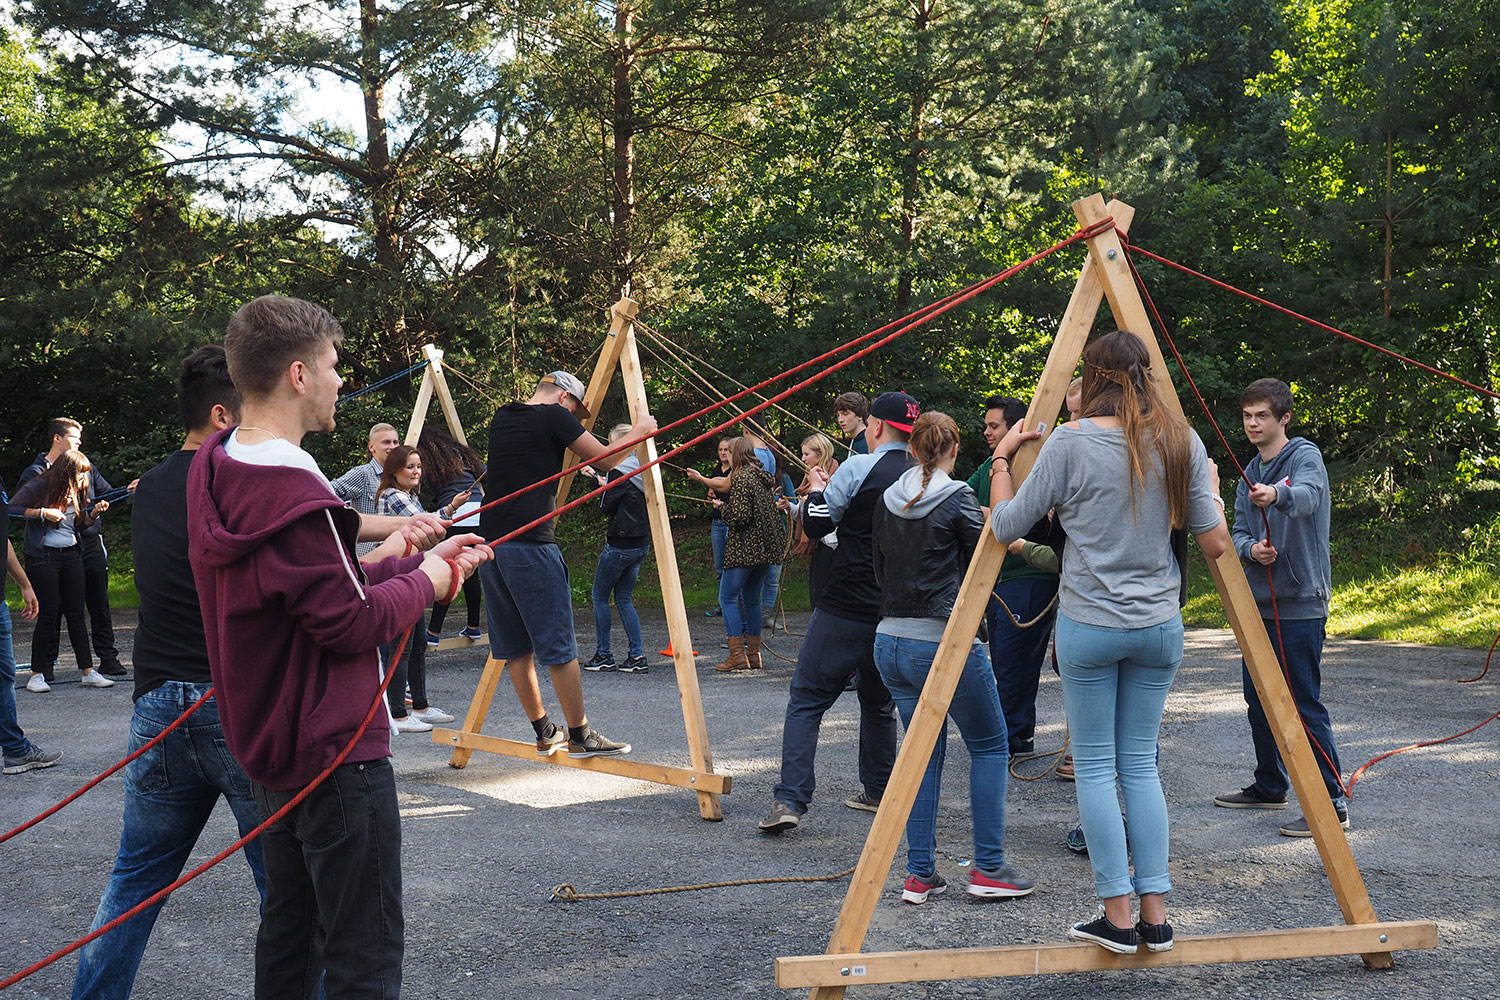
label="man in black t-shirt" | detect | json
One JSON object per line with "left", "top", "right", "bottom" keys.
{"left": 71, "top": 347, "right": 269, "bottom": 1000}
{"left": 478, "top": 371, "right": 656, "bottom": 758}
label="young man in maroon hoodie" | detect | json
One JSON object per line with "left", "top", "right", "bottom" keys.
{"left": 188, "top": 294, "right": 491, "bottom": 999}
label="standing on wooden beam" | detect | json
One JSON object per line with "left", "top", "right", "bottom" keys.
{"left": 988, "top": 331, "right": 1228, "bottom": 955}
{"left": 477, "top": 371, "right": 655, "bottom": 759}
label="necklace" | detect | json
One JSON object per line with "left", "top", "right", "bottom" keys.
{"left": 236, "top": 426, "right": 284, "bottom": 443}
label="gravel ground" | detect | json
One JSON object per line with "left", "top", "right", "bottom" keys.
{"left": 2, "top": 608, "right": 1496, "bottom": 999}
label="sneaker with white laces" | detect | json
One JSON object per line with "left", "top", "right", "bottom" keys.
{"left": 3, "top": 746, "right": 63, "bottom": 774}
{"left": 79, "top": 671, "right": 115, "bottom": 688}
{"left": 411, "top": 706, "right": 455, "bottom": 725}
{"left": 567, "top": 730, "right": 631, "bottom": 758}
{"left": 901, "top": 872, "right": 947, "bottom": 904}
{"left": 967, "top": 864, "right": 1036, "bottom": 898}
{"left": 1068, "top": 907, "right": 1138, "bottom": 954}
{"left": 25, "top": 674, "right": 50, "bottom": 694}
{"left": 391, "top": 715, "right": 433, "bottom": 733}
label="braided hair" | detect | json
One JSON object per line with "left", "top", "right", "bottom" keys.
{"left": 902, "top": 411, "right": 961, "bottom": 510}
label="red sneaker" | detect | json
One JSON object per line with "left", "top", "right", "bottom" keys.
{"left": 967, "top": 864, "right": 1035, "bottom": 898}
{"left": 901, "top": 872, "right": 947, "bottom": 904}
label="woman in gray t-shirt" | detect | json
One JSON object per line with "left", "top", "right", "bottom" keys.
{"left": 989, "top": 330, "right": 1228, "bottom": 955}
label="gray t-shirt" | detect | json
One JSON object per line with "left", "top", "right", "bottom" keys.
{"left": 990, "top": 420, "right": 1221, "bottom": 629}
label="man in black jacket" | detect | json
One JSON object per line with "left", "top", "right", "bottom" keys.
{"left": 759, "top": 392, "right": 918, "bottom": 834}
{"left": 17, "top": 418, "right": 129, "bottom": 677}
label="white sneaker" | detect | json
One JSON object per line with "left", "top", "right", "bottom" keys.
{"left": 392, "top": 715, "right": 433, "bottom": 733}
{"left": 25, "top": 674, "right": 51, "bottom": 693}
{"left": 411, "top": 706, "right": 455, "bottom": 725}
{"left": 80, "top": 671, "right": 115, "bottom": 688}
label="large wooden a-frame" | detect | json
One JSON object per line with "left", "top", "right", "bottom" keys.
{"left": 428, "top": 298, "right": 728, "bottom": 821}
{"left": 774, "top": 195, "right": 1437, "bottom": 993}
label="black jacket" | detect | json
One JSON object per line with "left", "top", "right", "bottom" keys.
{"left": 601, "top": 469, "right": 651, "bottom": 548}
{"left": 872, "top": 486, "right": 985, "bottom": 621}
{"left": 802, "top": 448, "right": 910, "bottom": 623}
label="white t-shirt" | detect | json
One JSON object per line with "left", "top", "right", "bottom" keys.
{"left": 225, "top": 430, "right": 336, "bottom": 496}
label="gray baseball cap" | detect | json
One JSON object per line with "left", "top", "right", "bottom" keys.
{"left": 540, "top": 370, "right": 591, "bottom": 418}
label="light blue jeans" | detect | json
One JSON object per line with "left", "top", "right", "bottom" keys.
{"left": 0, "top": 602, "right": 35, "bottom": 758}
{"left": 874, "top": 634, "right": 1010, "bottom": 877}
{"left": 1056, "top": 611, "right": 1183, "bottom": 900}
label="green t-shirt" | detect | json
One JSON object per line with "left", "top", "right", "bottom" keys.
{"left": 966, "top": 457, "right": 1057, "bottom": 584}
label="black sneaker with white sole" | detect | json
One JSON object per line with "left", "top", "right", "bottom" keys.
{"left": 1135, "top": 919, "right": 1174, "bottom": 952}
{"left": 618, "top": 655, "right": 650, "bottom": 674}
{"left": 1067, "top": 909, "right": 1138, "bottom": 954}
{"left": 567, "top": 730, "right": 631, "bottom": 758}
{"left": 584, "top": 652, "right": 617, "bottom": 672}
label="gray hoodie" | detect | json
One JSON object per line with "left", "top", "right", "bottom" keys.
{"left": 1231, "top": 436, "right": 1331, "bottom": 619}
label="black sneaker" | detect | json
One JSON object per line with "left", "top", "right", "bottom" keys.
{"left": 3, "top": 747, "right": 63, "bottom": 774}
{"left": 1065, "top": 825, "right": 1088, "bottom": 855}
{"left": 584, "top": 652, "right": 617, "bottom": 672}
{"left": 99, "top": 662, "right": 129, "bottom": 677}
{"left": 618, "top": 655, "right": 650, "bottom": 674}
{"left": 535, "top": 723, "right": 567, "bottom": 757}
{"left": 1009, "top": 739, "right": 1035, "bottom": 758}
{"left": 1067, "top": 909, "right": 1138, "bottom": 954}
{"left": 1213, "top": 786, "right": 1288, "bottom": 809}
{"left": 568, "top": 730, "right": 631, "bottom": 758}
{"left": 1135, "top": 918, "right": 1174, "bottom": 952}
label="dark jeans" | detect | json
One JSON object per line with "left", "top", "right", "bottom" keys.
{"left": 73, "top": 682, "right": 267, "bottom": 1000}
{"left": 427, "top": 575, "right": 481, "bottom": 633}
{"left": 27, "top": 545, "right": 93, "bottom": 679}
{"left": 710, "top": 520, "right": 728, "bottom": 575}
{"left": 382, "top": 613, "right": 428, "bottom": 715}
{"left": 987, "top": 576, "right": 1059, "bottom": 749}
{"left": 81, "top": 534, "right": 121, "bottom": 668}
{"left": 252, "top": 759, "right": 403, "bottom": 1000}
{"left": 0, "top": 602, "right": 34, "bottom": 758}
{"left": 1243, "top": 616, "right": 1345, "bottom": 806}
{"left": 772, "top": 609, "right": 897, "bottom": 812}
{"left": 592, "top": 542, "right": 650, "bottom": 659}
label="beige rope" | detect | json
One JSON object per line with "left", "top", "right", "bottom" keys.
{"left": 552, "top": 866, "right": 856, "bottom": 901}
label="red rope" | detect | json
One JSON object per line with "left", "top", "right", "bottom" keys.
{"left": 0, "top": 687, "right": 215, "bottom": 846}
{"left": 0, "top": 626, "right": 412, "bottom": 992}
{"left": 1120, "top": 236, "right": 1500, "bottom": 796}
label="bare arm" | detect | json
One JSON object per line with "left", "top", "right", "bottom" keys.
{"left": 567, "top": 414, "right": 659, "bottom": 470}
{"left": 6, "top": 539, "right": 38, "bottom": 620}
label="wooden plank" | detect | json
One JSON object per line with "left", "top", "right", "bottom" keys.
{"left": 777, "top": 921, "right": 1436, "bottom": 989}
{"left": 807, "top": 243, "right": 1109, "bottom": 1000}
{"left": 423, "top": 343, "right": 469, "bottom": 446}
{"left": 555, "top": 298, "right": 639, "bottom": 507}
{"left": 404, "top": 366, "right": 436, "bottom": 447}
{"left": 430, "top": 728, "right": 732, "bottom": 794}
{"left": 1073, "top": 194, "right": 1390, "bottom": 968}
{"left": 618, "top": 323, "right": 724, "bottom": 821}
{"left": 447, "top": 655, "right": 507, "bottom": 769}
{"left": 432, "top": 634, "right": 487, "bottom": 652}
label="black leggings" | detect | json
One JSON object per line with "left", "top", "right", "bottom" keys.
{"left": 383, "top": 611, "right": 428, "bottom": 716}
{"left": 426, "top": 575, "right": 481, "bottom": 633}
{"left": 28, "top": 546, "right": 93, "bottom": 679}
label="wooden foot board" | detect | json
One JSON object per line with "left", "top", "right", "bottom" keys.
{"left": 431, "top": 727, "right": 731, "bottom": 795}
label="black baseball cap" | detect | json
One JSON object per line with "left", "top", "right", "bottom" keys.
{"left": 870, "top": 391, "right": 920, "bottom": 433}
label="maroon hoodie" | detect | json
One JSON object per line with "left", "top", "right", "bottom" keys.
{"left": 187, "top": 427, "right": 434, "bottom": 790}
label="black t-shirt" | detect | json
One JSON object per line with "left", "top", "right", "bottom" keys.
{"left": 130, "top": 450, "right": 213, "bottom": 698}
{"left": 480, "top": 402, "right": 586, "bottom": 545}
{"left": 703, "top": 461, "right": 731, "bottom": 520}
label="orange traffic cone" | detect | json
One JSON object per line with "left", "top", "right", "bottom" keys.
{"left": 660, "top": 637, "right": 700, "bottom": 657}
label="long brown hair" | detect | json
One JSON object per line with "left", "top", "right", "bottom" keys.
{"left": 377, "top": 445, "right": 420, "bottom": 502}
{"left": 1078, "top": 330, "right": 1191, "bottom": 527}
{"left": 36, "top": 450, "right": 92, "bottom": 511}
{"left": 727, "top": 436, "right": 761, "bottom": 473}
{"left": 902, "top": 411, "right": 961, "bottom": 510}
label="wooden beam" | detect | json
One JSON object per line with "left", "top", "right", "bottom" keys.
{"left": 555, "top": 298, "right": 639, "bottom": 506}
{"left": 1072, "top": 194, "right": 1390, "bottom": 968}
{"left": 422, "top": 343, "right": 469, "bottom": 446}
{"left": 447, "top": 655, "right": 507, "bottom": 769}
{"left": 777, "top": 921, "right": 1436, "bottom": 989}
{"left": 404, "top": 366, "right": 436, "bottom": 447}
{"left": 618, "top": 323, "right": 724, "bottom": 821}
{"left": 431, "top": 728, "right": 732, "bottom": 794}
{"left": 432, "top": 634, "right": 486, "bottom": 652}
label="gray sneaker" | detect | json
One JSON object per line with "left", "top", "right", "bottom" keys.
{"left": 1280, "top": 808, "right": 1349, "bottom": 837}
{"left": 3, "top": 747, "right": 63, "bottom": 775}
{"left": 844, "top": 791, "right": 882, "bottom": 813}
{"left": 567, "top": 730, "right": 631, "bottom": 758}
{"left": 758, "top": 801, "right": 802, "bottom": 834}
{"left": 1213, "top": 787, "right": 1288, "bottom": 810}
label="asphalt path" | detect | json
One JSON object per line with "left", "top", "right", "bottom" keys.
{"left": 2, "top": 608, "right": 1495, "bottom": 999}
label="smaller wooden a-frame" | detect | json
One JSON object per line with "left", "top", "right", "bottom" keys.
{"left": 429, "top": 298, "right": 728, "bottom": 821}
{"left": 774, "top": 194, "right": 1437, "bottom": 995}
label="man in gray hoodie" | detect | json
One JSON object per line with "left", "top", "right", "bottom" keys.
{"left": 1213, "top": 378, "right": 1347, "bottom": 837}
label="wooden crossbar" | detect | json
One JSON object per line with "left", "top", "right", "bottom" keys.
{"left": 432, "top": 634, "right": 486, "bottom": 652}
{"left": 431, "top": 728, "right": 731, "bottom": 794}
{"left": 776, "top": 921, "right": 1437, "bottom": 988}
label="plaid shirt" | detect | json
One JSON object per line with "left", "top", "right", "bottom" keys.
{"left": 329, "top": 458, "right": 383, "bottom": 516}
{"left": 375, "top": 488, "right": 424, "bottom": 519}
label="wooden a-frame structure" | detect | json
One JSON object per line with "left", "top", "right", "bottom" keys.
{"left": 774, "top": 195, "right": 1437, "bottom": 994}
{"left": 428, "top": 298, "right": 728, "bottom": 821}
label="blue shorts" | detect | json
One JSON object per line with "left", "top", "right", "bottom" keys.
{"left": 479, "top": 543, "right": 578, "bottom": 666}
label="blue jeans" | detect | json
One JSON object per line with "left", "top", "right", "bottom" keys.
{"left": 719, "top": 564, "right": 770, "bottom": 637}
{"left": 987, "top": 576, "right": 1059, "bottom": 749}
{"left": 710, "top": 520, "right": 728, "bottom": 575}
{"left": 1056, "top": 611, "right": 1183, "bottom": 899}
{"left": 0, "top": 602, "right": 34, "bottom": 758}
{"left": 761, "top": 562, "right": 782, "bottom": 611}
{"left": 774, "top": 609, "right": 897, "bottom": 811}
{"left": 592, "top": 543, "right": 650, "bottom": 659}
{"left": 73, "top": 682, "right": 267, "bottom": 1000}
{"left": 1244, "top": 616, "right": 1345, "bottom": 806}
{"left": 875, "top": 634, "right": 1010, "bottom": 877}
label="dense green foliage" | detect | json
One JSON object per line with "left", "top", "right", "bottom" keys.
{"left": 3, "top": 1, "right": 1498, "bottom": 639}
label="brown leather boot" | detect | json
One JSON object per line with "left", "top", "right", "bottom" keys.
{"left": 715, "top": 636, "right": 750, "bottom": 672}
{"left": 745, "top": 635, "right": 763, "bottom": 670}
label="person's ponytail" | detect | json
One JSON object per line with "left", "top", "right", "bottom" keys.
{"left": 902, "top": 411, "right": 960, "bottom": 510}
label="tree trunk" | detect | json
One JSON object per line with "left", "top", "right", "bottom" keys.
{"left": 360, "top": 0, "right": 407, "bottom": 356}
{"left": 896, "top": 2, "right": 933, "bottom": 313}
{"left": 1383, "top": 126, "right": 1393, "bottom": 319}
{"left": 612, "top": 3, "right": 637, "bottom": 299}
